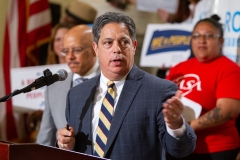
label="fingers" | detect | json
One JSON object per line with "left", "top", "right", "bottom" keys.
{"left": 175, "top": 90, "right": 182, "bottom": 99}
{"left": 162, "top": 108, "right": 178, "bottom": 121}
{"left": 157, "top": 8, "right": 167, "bottom": 14}
{"left": 163, "top": 101, "right": 181, "bottom": 123}
{"left": 57, "top": 127, "right": 75, "bottom": 150}
{"left": 157, "top": 8, "right": 170, "bottom": 22}
{"left": 162, "top": 90, "right": 184, "bottom": 129}
{"left": 164, "top": 92, "right": 183, "bottom": 114}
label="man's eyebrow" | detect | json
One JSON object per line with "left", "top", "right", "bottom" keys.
{"left": 103, "top": 38, "right": 113, "bottom": 41}
{"left": 119, "top": 37, "right": 130, "bottom": 40}
{"left": 62, "top": 46, "right": 82, "bottom": 50}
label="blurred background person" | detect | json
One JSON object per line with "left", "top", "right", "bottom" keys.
{"left": 26, "top": 0, "right": 98, "bottom": 142}
{"left": 157, "top": 0, "right": 213, "bottom": 25}
{"left": 62, "top": 0, "right": 97, "bottom": 26}
{"left": 156, "top": 0, "right": 214, "bottom": 79}
{"left": 158, "top": 0, "right": 194, "bottom": 23}
{"left": 36, "top": 25, "right": 100, "bottom": 146}
{"left": 40, "top": 0, "right": 97, "bottom": 65}
{"left": 25, "top": 23, "right": 73, "bottom": 142}
{"left": 166, "top": 15, "right": 240, "bottom": 160}
{"left": 106, "top": 0, "right": 136, "bottom": 10}
{"left": 46, "top": 23, "right": 73, "bottom": 65}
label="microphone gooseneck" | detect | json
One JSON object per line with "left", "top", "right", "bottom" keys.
{"left": 22, "top": 69, "right": 68, "bottom": 93}
{"left": 0, "top": 69, "right": 68, "bottom": 102}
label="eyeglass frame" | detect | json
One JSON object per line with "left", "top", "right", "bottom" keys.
{"left": 191, "top": 33, "right": 222, "bottom": 40}
{"left": 61, "top": 46, "right": 91, "bottom": 56}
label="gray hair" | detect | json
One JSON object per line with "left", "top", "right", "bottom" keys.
{"left": 92, "top": 12, "right": 136, "bottom": 44}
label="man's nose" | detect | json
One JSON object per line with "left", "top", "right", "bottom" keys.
{"left": 66, "top": 50, "right": 76, "bottom": 59}
{"left": 112, "top": 42, "right": 121, "bottom": 53}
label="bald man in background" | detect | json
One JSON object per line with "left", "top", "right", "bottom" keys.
{"left": 37, "top": 25, "right": 100, "bottom": 146}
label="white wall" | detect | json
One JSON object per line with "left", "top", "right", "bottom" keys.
{"left": 212, "top": 0, "right": 240, "bottom": 64}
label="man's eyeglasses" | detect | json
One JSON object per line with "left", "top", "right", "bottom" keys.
{"left": 61, "top": 46, "right": 91, "bottom": 56}
{"left": 191, "top": 33, "right": 222, "bottom": 40}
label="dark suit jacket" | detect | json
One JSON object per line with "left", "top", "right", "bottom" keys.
{"left": 66, "top": 65, "right": 196, "bottom": 160}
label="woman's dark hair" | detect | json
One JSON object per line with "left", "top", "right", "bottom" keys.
{"left": 174, "top": 0, "right": 191, "bottom": 23}
{"left": 172, "top": 0, "right": 201, "bottom": 23}
{"left": 46, "top": 23, "right": 73, "bottom": 65}
{"left": 193, "top": 14, "right": 224, "bottom": 37}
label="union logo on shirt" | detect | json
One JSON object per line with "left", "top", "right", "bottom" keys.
{"left": 172, "top": 74, "right": 202, "bottom": 96}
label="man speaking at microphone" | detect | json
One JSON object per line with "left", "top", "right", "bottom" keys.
{"left": 36, "top": 25, "right": 100, "bottom": 146}
{"left": 57, "top": 12, "right": 196, "bottom": 159}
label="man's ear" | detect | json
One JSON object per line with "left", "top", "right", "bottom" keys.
{"left": 92, "top": 42, "right": 98, "bottom": 57}
{"left": 133, "top": 40, "right": 137, "bottom": 49}
{"left": 133, "top": 40, "right": 137, "bottom": 55}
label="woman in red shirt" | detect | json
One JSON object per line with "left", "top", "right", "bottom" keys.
{"left": 166, "top": 15, "right": 240, "bottom": 160}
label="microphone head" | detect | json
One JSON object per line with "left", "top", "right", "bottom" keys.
{"left": 56, "top": 69, "right": 68, "bottom": 81}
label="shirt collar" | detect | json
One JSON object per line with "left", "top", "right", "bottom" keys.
{"left": 100, "top": 65, "right": 133, "bottom": 88}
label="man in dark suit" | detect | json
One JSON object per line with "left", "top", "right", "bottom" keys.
{"left": 37, "top": 25, "right": 100, "bottom": 146}
{"left": 57, "top": 12, "right": 196, "bottom": 160}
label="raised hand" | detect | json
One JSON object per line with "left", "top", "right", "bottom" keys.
{"left": 162, "top": 90, "right": 184, "bottom": 129}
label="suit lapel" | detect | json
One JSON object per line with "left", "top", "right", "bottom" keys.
{"left": 74, "top": 75, "right": 100, "bottom": 138}
{"left": 104, "top": 65, "right": 145, "bottom": 156}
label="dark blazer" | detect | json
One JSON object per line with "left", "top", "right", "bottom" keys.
{"left": 66, "top": 65, "right": 196, "bottom": 160}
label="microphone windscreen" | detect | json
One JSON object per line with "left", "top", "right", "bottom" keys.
{"left": 56, "top": 69, "right": 68, "bottom": 81}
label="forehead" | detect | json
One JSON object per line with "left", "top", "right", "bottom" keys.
{"left": 194, "top": 21, "right": 218, "bottom": 32}
{"left": 100, "top": 23, "right": 131, "bottom": 38}
{"left": 64, "top": 32, "right": 90, "bottom": 47}
{"left": 56, "top": 28, "right": 69, "bottom": 35}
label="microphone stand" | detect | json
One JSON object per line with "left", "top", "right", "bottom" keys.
{"left": 0, "top": 69, "right": 53, "bottom": 103}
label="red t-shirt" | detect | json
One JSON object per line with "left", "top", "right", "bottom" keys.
{"left": 166, "top": 56, "right": 240, "bottom": 153}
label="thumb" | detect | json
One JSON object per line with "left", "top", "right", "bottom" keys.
{"left": 175, "top": 90, "right": 182, "bottom": 99}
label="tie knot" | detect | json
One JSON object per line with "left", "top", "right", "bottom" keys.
{"left": 73, "top": 77, "right": 88, "bottom": 87}
{"left": 80, "top": 77, "right": 88, "bottom": 82}
{"left": 107, "top": 81, "right": 115, "bottom": 88}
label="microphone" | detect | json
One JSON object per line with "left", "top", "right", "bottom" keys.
{"left": 21, "top": 69, "right": 68, "bottom": 93}
{"left": 55, "top": 69, "right": 68, "bottom": 81}
{"left": 0, "top": 69, "right": 68, "bottom": 102}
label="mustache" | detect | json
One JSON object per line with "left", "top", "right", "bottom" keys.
{"left": 68, "top": 61, "right": 80, "bottom": 65}
{"left": 111, "top": 54, "right": 125, "bottom": 61}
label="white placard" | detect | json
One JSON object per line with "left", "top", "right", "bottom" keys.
{"left": 137, "top": 0, "right": 178, "bottom": 13}
{"left": 10, "top": 64, "right": 71, "bottom": 112}
{"left": 140, "top": 23, "right": 194, "bottom": 68}
{"left": 212, "top": 0, "right": 240, "bottom": 64}
{"left": 181, "top": 97, "right": 202, "bottom": 122}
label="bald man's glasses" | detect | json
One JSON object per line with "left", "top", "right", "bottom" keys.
{"left": 61, "top": 46, "right": 91, "bottom": 56}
